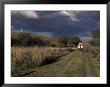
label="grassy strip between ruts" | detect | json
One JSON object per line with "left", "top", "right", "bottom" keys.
{"left": 86, "top": 52, "right": 100, "bottom": 77}
{"left": 63, "top": 51, "right": 85, "bottom": 77}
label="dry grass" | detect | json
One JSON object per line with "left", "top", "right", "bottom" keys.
{"left": 11, "top": 47, "right": 68, "bottom": 76}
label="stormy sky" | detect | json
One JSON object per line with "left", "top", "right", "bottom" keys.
{"left": 11, "top": 11, "right": 100, "bottom": 41}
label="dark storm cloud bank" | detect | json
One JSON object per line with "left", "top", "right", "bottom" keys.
{"left": 11, "top": 11, "right": 100, "bottom": 41}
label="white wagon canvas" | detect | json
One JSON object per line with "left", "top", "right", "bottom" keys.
{"left": 78, "top": 43, "right": 83, "bottom": 49}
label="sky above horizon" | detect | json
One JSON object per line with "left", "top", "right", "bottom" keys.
{"left": 11, "top": 11, "right": 100, "bottom": 41}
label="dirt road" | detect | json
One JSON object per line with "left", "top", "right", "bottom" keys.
{"left": 24, "top": 51, "right": 98, "bottom": 77}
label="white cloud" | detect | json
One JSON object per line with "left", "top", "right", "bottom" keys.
{"left": 12, "top": 11, "right": 38, "bottom": 19}
{"left": 58, "top": 11, "right": 79, "bottom": 21}
{"left": 59, "top": 11, "right": 71, "bottom": 16}
{"left": 11, "top": 11, "right": 79, "bottom": 21}
{"left": 41, "top": 11, "right": 79, "bottom": 22}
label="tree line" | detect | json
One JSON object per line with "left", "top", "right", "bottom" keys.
{"left": 89, "top": 29, "right": 100, "bottom": 46}
{"left": 11, "top": 32, "right": 81, "bottom": 47}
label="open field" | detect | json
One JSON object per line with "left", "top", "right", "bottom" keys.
{"left": 11, "top": 46, "right": 100, "bottom": 77}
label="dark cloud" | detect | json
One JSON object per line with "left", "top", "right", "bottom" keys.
{"left": 11, "top": 11, "right": 100, "bottom": 41}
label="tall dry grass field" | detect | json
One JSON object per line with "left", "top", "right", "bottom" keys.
{"left": 11, "top": 47, "right": 68, "bottom": 76}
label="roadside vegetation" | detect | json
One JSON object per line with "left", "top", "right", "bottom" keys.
{"left": 11, "top": 47, "right": 70, "bottom": 76}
